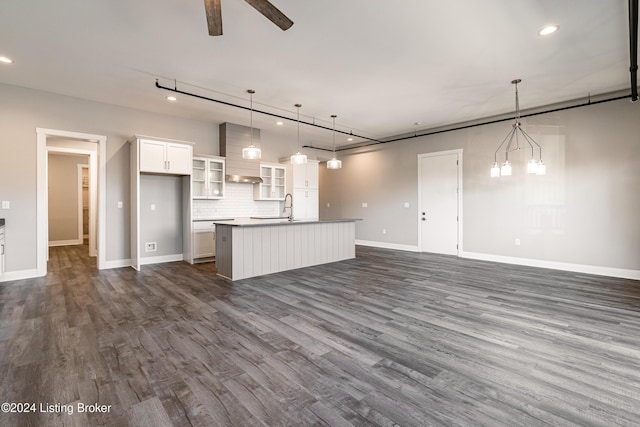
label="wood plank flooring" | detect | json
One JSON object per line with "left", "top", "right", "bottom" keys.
{"left": 1, "top": 244, "right": 640, "bottom": 426}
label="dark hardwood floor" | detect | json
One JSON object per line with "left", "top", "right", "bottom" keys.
{"left": 1, "top": 244, "right": 640, "bottom": 426}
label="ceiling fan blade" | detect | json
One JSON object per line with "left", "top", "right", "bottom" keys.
{"left": 204, "top": 0, "right": 223, "bottom": 36}
{"left": 244, "top": 0, "right": 293, "bottom": 31}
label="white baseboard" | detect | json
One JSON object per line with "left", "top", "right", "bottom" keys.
{"left": 102, "top": 259, "right": 132, "bottom": 269}
{"left": 49, "top": 239, "right": 82, "bottom": 247}
{"left": 0, "top": 269, "right": 40, "bottom": 283}
{"left": 460, "top": 251, "right": 640, "bottom": 281}
{"left": 356, "top": 240, "right": 420, "bottom": 253}
{"left": 140, "top": 254, "right": 184, "bottom": 266}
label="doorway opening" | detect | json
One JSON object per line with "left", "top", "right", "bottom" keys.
{"left": 418, "top": 149, "right": 463, "bottom": 255}
{"left": 46, "top": 152, "right": 90, "bottom": 248}
{"left": 37, "top": 129, "right": 107, "bottom": 276}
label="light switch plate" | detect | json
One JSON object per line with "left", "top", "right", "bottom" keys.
{"left": 404, "top": 202, "right": 410, "bottom": 208}
{"left": 117, "top": 201, "right": 123, "bottom": 209}
{"left": 150, "top": 204, "right": 156, "bottom": 211}
{"left": 362, "top": 202, "right": 368, "bottom": 208}
{"left": 1, "top": 201, "right": 9, "bottom": 209}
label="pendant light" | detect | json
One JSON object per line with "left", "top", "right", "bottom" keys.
{"left": 490, "top": 79, "right": 545, "bottom": 177}
{"left": 242, "top": 89, "right": 261, "bottom": 160}
{"left": 326, "top": 114, "right": 342, "bottom": 170}
{"left": 290, "top": 103, "right": 307, "bottom": 165}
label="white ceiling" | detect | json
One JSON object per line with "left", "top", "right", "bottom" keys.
{"left": 0, "top": 0, "right": 633, "bottom": 148}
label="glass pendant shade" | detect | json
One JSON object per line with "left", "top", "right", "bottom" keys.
{"left": 536, "top": 160, "right": 546, "bottom": 175}
{"left": 500, "top": 160, "right": 512, "bottom": 176}
{"left": 327, "top": 157, "right": 342, "bottom": 170}
{"left": 490, "top": 162, "right": 500, "bottom": 177}
{"left": 527, "top": 158, "right": 539, "bottom": 174}
{"left": 291, "top": 152, "right": 307, "bottom": 165}
{"left": 242, "top": 145, "right": 261, "bottom": 160}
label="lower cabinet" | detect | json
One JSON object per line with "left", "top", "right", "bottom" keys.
{"left": 293, "top": 188, "right": 319, "bottom": 221}
{"left": 193, "top": 221, "right": 216, "bottom": 261}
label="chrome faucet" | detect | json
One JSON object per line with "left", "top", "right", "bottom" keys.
{"left": 283, "top": 193, "right": 293, "bottom": 221}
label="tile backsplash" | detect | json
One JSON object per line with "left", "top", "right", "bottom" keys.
{"left": 192, "top": 183, "right": 281, "bottom": 219}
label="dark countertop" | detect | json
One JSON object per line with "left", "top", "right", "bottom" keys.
{"left": 0, "top": 218, "right": 4, "bottom": 226}
{"left": 212, "top": 218, "right": 361, "bottom": 227}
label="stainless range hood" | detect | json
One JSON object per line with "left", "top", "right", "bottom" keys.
{"left": 220, "top": 122, "right": 263, "bottom": 184}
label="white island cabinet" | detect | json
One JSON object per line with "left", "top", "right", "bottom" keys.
{"left": 214, "top": 218, "right": 359, "bottom": 281}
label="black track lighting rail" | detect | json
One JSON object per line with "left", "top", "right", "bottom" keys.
{"left": 307, "top": 93, "right": 632, "bottom": 153}
{"left": 155, "top": 80, "right": 383, "bottom": 144}
{"left": 630, "top": 0, "right": 639, "bottom": 101}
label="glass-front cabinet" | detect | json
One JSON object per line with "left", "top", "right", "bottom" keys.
{"left": 192, "top": 155, "right": 225, "bottom": 199}
{"left": 254, "top": 163, "right": 286, "bottom": 200}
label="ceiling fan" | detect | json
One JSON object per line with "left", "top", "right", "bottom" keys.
{"left": 204, "top": 0, "right": 293, "bottom": 36}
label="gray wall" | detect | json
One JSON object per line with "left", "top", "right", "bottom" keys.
{"left": 3, "top": 80, "right": 636, "bottom": 275}
{"left": 139, "top": 174, "right": 183, "bottom": 258}
{"left": 0, "top": 83, "right": 216, "bottom": 272}
{"left": 0, "top": 83, "right": 312, "bottom": 274}
{"left": 47, "top": 153, "right": 87, "bottom": 242}
{"left": 320, "top": 98, "right": 640, "bottom": 271}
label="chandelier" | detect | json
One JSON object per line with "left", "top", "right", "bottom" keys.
{"left": 490, "top": 79, "right": 545, "bottom": 177}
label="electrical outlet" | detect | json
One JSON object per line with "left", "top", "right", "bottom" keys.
{"left": 1, "top": 201, "right": 9, "bottom": 209}
{"left": 382, "top": 229, "right": 387, "bottom": 235}
{"left": 515, "top": 238, "right": 521, "bottom": 246}
{"left": 362, "top": 202, "right": 368, "bottom": 208}
{"left": 150, "top": 204, "right": 156, "bottom": 211}
{"left": 404, "top": 202, "right": 410, "bottom": 208}
{"left": 145, "top": 242, "right": 157, "bottom": 252}
{"left": 327, "top": 202, "right": 331, "bottom": 208}
{"left": 117, "top": 201, "right": 123, "bottom": 209}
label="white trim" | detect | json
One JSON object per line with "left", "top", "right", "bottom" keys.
{"left": 37, "top": 128, "right": 107, "bottom": 277}
{"left": 139, "top": 254, "right": 184, "bottom": 266}
{"left": 78, "top": 164, "right": 89, "bottom": 246}
{"left": 0, "top": 269, "right": 39, "bottom": 283}
{"left": 417, "top": 149, "right": 464, "bottom": 255}
{"left": 49, "top": 239, "right": 82, "bottom": 247}
{"left": 356, "top": 240, "right": 420, "bottom": 252}
{"left": 103, "top": 259, "right": 133, "bottom": 269}
{"left": 460, "top": 251, "right": 640, "bottom": 281}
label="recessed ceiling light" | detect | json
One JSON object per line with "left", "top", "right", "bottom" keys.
{"left": 276, "top": 121, "right": 283, "bottom": 126}
{"left": 166, "top": 96, "right": 177, "bottom": 101}
{"left": 0, "top": 56, "right": 13, "bottom": 64}
{"left": 538, "top": 24, "right": 559, "bottom": 36}
{"left": 347, "top": 137, "right": 353, "bottom": 142}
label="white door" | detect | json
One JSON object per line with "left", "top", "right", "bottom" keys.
{"left": 419, "top": 151, "right": 460, "bottom": 255}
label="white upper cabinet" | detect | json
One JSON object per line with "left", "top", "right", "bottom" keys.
{"left": 292, "top": 160, "right": 319, "bottom": 189}
{"left": 254, "top": 163, "right": 286, "bottom": 200}
{"left": 139, "top": 139, "right": 192, "bottom": 175}
{"left": 193, "top": 156, "right": 225, "bottom": 199}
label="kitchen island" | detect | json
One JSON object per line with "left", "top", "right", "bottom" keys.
{"left": 213, "top": 218, "right": 359, "bottom": 281}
